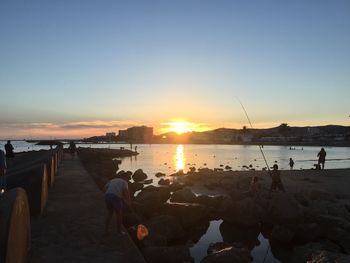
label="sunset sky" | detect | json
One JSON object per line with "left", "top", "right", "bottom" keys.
{"left": 1, "top": 0, "right": 349, "bottom": 139}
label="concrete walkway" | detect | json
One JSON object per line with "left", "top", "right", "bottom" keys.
{"left": 29, "top": 154, "right": 146, "bottom": 263}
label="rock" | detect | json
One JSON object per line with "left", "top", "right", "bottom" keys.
{"left": 130, "top": 182, "right": 144, "bottom": 193}
{"left": 198, "top": 168, "right": 214, "bottom": 174}
{"left": 295, "top": 223, "right": 323, "bottom": 243}
{"left": 135, "top": 188, "right": 171, "bottom": 217}
{"left": 196, "top": 195, "right": 222, "bottom": 208}
{"left": 264, "top": 193, "right": 304, "bottom": 227}
{"left": 144, "top": 215, "right": 185, "bottom": 242}
{"left": 214, "top": 168, "right": 224, "bottom": 172}
{"left": 294, "top": 192, "right": 309, "bottom": 207}
{"left": 271, "top": 225, "right": 294, "bottom": 243}
{"left": 142, "top": 246, "right": 193, "bottom": 263}
{"left": 290, "top": 242, "right": 347, "bottom": 263}
{"left": 132, "top": 169, "right": 148, "bottom": 182}
{"left": 168, "top": 182, "right": 185, "bottom": 192}
{"left": 141, "top": 179, "right": 153, "bottom": 185}
{"left": 201, "top": 246, "right": 251, "bottom": 263}
{"left": 326, "top": 227, "right": 350, "bottom": 253}
{"left": 219, "top": 221, "right": 260, "bottom": 250}
{"left": 189, "top": 167, "right": 196, "bottom": 173}
{"left": 224, "top": 165, "right": 232, "bottom": 170}
{"left": 155, "top": 172, "right": 166, "bottom": 177}
{"left": 170, "top": 169, "right": 185, "bottom": 176}
{"left": 162, "top": 203, "right": 209, "bottom": 228}
{"left": 219, "top": 197, "right": 261, "bottom": 227}
{"left": 158, "top": 178, "right": 170, "bottom": 186}
{"left": 170, "top": 187, "right": 197, "bottom": 203}
{"left": 307, "top": 250, "right": 350, "bottom": 263}
{"left": 308, "top": 189, "right": 336, "bottom": 201}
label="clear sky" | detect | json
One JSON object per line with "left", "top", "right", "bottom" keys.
{"left": 1, "top": 0, "right": 349, "bottom": 139}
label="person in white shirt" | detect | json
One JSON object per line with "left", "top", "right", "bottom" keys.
{"left": 103, "top": 173, "right": 131, "bottom": 235}
{"left": 0, "top": 150, "right": 7, "bottom": 194}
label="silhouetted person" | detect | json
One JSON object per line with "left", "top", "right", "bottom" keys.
{"left": 134, "top": 146, "right": 137, "bottom": 153}
{"left": 289, "top": 158, "right": 294, "bottom": 170}
{"left": 5, "top": 140, "right": 14, "bottom": 168}
{"left": 69, "top": 141, "right": 77, "bottom": 160}
{"left": 269, "top": 164, "right": 285, "bottom": 194}
{"left": 317, "top": 148, "right": 327, "bottom": 169}
{"left": 103, "top": 173, "right": 131, "bottom": 236}
{"left": 0, "top": 150, "right": 6, "bottom": 194}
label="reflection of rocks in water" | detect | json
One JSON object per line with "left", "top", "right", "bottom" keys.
{"left": 219, "top": 221, "right": 260, "bottom": 250}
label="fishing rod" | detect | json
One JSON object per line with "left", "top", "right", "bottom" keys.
{"left": 236, "top": 97, "right": 272, "bottom": 263}
{"left": 236, "top": 97, "right": 271, "bottom": 172}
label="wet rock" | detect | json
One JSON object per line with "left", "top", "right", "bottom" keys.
{"left": 142, "top": 246, "right": 193, "bottom": 263}
{"left": 168, "top": 182, "right": 185, "bottom": 192}
{"left": 158, "top": 178, "right": 170, "bottom": 186}
{"left": 132, "top": 169, "right": 148, "bottom": 182}
{"left": 141, "top": 179, "right": 153, "bottom": 185}
{"left": 170, "top": 169, "right": 185, "bottom": 176}
{"left": 198, "top": 168, "right": 214, "bottom": 174}
{"left": 170, "top": 187, "right": 197, "bottom": 203}
{"left": 271, "top": 225, "right": 294, "bottom": 243}
{"left": 308, "top": 189, "right": 336, "bottom": 201}
{"left": 189, "top": 167, "right": 196, "bottom": 173}
{"left": 155, "top": 172, "right": 166, "bottom": 178}
{"left": 214, "top": 168, "right": 224, "bottom": 172}
{"left": 130, "top": 182, "right": 144, "bottom": 192}
{"left": 263, "top": 193, "right": 304, "bottom": 227}
{"left": 307, "top": 250, "right": 350, "bottom": 263}
{"left": 295, "top": 223, "right": 323, "bottom": 243}
{"left": 224, "top": 165, "right": 232, "bottom": 170}
{"left": 201, "top": 246, "right": 251, "bottom": 263}
{"left": 219, "top": 221, "right": 260, "bottom": 250}
{"left": 144, "top": 215, "right": 185, "bottom": 242}
{"left": 162, "top": 203, "right": 209, "bottom": 228}
{"left": 196, "top": 195, "right": 222, "bottom": 208}
{"left": 290, "top": 242, "right": 344, "bottom": 263}
{"left": 135, "top": 188, "right": 171, "bottom": 217}
{"left": 219, "top": 197, "right": 261, "bottom": 227}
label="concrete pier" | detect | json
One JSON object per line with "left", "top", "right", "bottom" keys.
{"left": 29, "top": 154, "right": 146, "bottom": 263}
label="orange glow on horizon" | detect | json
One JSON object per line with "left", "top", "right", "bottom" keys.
{"left": 159, "top": 120, "right": 211, "bottom": 134}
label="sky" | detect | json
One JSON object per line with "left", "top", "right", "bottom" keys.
{"left": 1, "top": 0, "right": 349, "bottom": 139}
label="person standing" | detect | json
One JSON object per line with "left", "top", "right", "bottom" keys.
{"left": 0, "top": 149, "right": 7, "bottom": 194}
{"left": 5, "top": 140, "right": 14, "bottom": 168}
{"left": 269, "top": 164, "right": 285, "bottom": 194}
{"left": 289, "top": 158, "right": 295, "bottom": 170}
{"left": 317, "top": 148, "right": 327, "bottom": 170}
{"left": 103, "top": 173, "right": 131, "bottom": 236}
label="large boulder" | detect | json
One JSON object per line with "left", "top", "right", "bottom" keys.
{"left": 132, "top": 169, "right": 148, "bottom": 182}
{"left": 295, "top": 223, "right": 323, "bottom": 243}
{"left": 264, "top": 193, "right": 304, "bottom": 227}
{"left": 170, "top": 187, "right": 197, "bottom": 203}
{"left": 135, "top": 188, "right": 171, "bottom": 217}
{"left": 162, "top": 203, "right": 209, "bottom": 228}
{"left": 290, "top": 242, "right": 345, "bottom": 263}
{"left": 201, "top": 246, "right": 251, "bottom": 263}
{"left": 219, "top": 197, "right": 261, "bottom": 227}
{"left": 144, "top": 215, "right": 185, "bottom": 242}
{"left": 142, "top": 246, "right": 193, "bottom": 263}
{"left": 271, "top": 225, "right": 295, "bottom": 243}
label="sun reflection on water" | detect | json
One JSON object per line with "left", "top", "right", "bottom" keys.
{"left": 175, "top": 144, "right": 185, "bottom": 171}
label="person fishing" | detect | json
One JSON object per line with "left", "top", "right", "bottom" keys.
{"left": 5, "top": 140, "right": 14, "bottom": 168}
{"left": 103, "top": 173, "right": 131, "bottom": 236}
{"left": 269, "top": 164, "right": 285, "bottom": 193}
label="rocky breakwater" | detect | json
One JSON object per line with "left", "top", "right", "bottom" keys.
{"left": 124, "top": 168, "right": 350, "bottom": 262}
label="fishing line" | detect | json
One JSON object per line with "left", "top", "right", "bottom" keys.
{"left": 236, "top": 97, "right": 271, "bottom": 172}
{"left": 236, "top": 97, "right": 272, "bottom": 263}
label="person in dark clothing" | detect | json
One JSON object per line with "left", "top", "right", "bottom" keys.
{"left": 269, "top": 164, "right": 285, "bottom": 193}
{"left": 317, "top": 148, "right": 327, "bottom": 170}
{"left": 5, "top": 140, "right": 14, "bottom": 168}
{"left": 69, "top": 141, "right": 77, "bottom": 160}
{"left": 289, "top": 158, "right": 294, "bottom": 170}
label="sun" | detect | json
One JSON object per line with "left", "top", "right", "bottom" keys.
{"left": 169, "top": 122, "right": 192, "bottom": 134}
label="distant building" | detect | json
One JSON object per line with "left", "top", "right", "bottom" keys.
{"left": 106, "top": 132, "right": 116, "bottom": 137}
{"left": 118, "top": 126, "right": 153, "bottom": 143}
